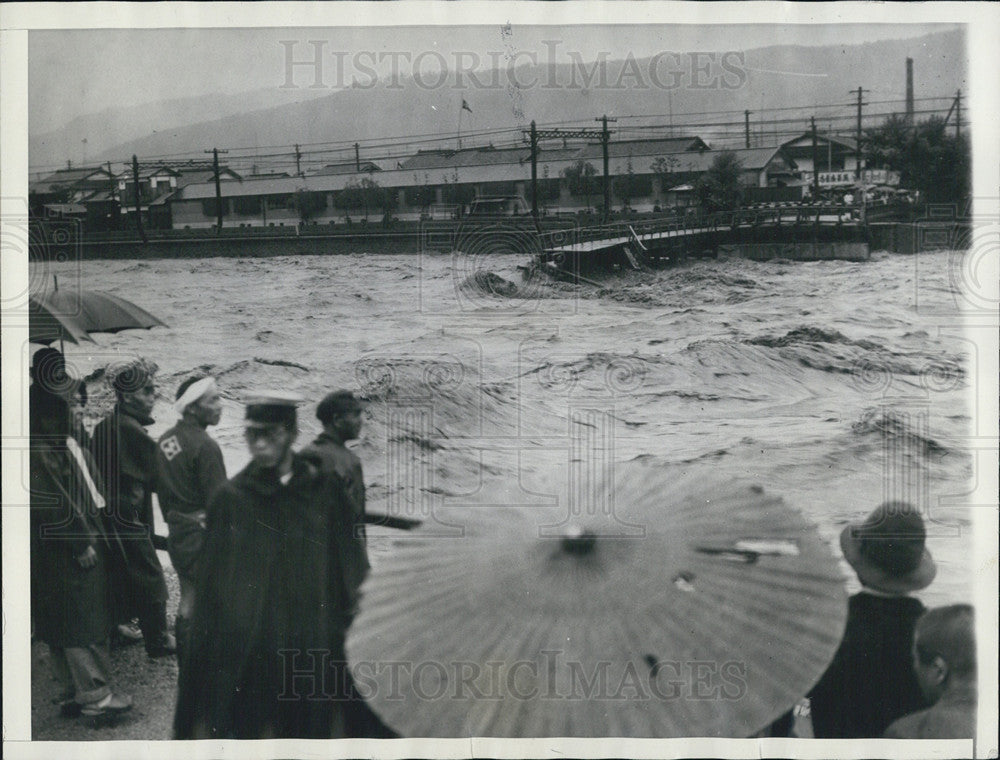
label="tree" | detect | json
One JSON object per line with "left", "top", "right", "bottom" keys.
{"left": 695, "top": 151, "right": 744, "bottom": 213}
{"left": 405, "top": 173, "right": 436, "bottom": 212}
{"left": 380, "top": 182, "right": 398, "bottom": 225}
{"left": 290, "top": 189, "right": 326, "bottom": 222}
{"left": 613, "top": 158, "right": 637, "bottom": 210}
{"left": 561, "top": 160, "right": 598, "bottom": 210}
{"left": 441, "top": 171, "right": 474, "bottom": 208}
{"left": 359, "top": 177, "right": 383, "bottom": 222}
{"left": 335, "top": 177, "right": 384, "bottom": 221}
{"left": 651, "top": 155, "right": 679, "bottom": 201}
{"left": 862, "top": 114, "right": 910, "bottom": 174}
{"left": 613, "top": 159, "right": 651, "bottom": 210}
{"left": 336, "top": 181, "right": 365, "bottom": 214}
{"left": 862, "top": 115, "right": 970, "bottom": 204}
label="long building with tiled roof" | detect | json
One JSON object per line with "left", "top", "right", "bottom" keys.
{"left": 43, "top": 134, "right": 828, "bottom": 230}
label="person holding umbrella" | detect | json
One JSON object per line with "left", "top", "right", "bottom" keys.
{"left": 29, "top": 382, "right": 133, "bottom": 727}
{"left": 174, "top": 391, "right": 354, "bottom": 739}
{"left": 155, "top": 375, "right": 226, "bottom": 666}
{"left": 90, "top": 359, "right": 176, "bottom": 658}
{"left": 301, "top": 390, "right": 370, "bottom": 615}
{"left": 300, "top": 390, "right": 398, "bottom": 739}
{"left": 29, "top": 347, "right": 90, "bottom": 447}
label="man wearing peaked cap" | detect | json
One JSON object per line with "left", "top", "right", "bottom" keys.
{"left": 806, "top": 501, "right": 937, "bottom": 738}
{"left": 156, "top": 375, "right": 226, "bottom": 667}
{"left": 175, "top": 389, "right": 356, "bottom": 739}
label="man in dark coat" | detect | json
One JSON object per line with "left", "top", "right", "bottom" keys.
{"left": 806, "top": 501, "right": 936, "bottom": 738}
{"left": 300, "top": 390, "right": 398, "bottom": 739}
{"left": 30, "top": 384, "right": 132, "bottom": 726}
{"left": 156, "top": 374, "right": 226, "bottom": 663}
{"left": 174, "top": 391, "right": 354, "bottom": 739}
{"left": 301, "top": 390, "right": 370, "bottom": 615}
{"left": 884, "top": 604, "right": 976, "bottom": 739}
{"left": 90, "top": 359, "right": 176, "bottom": 657}
{"left": 30, "top": 347, "right": 91, "bottom": 447}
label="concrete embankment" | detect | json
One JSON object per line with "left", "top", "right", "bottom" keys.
{"left": 868, "top": 220, "right": 971, "bottom": 254}
{"left": 69, "top": 220, "right": 970, "bottom": 261}
{"left": 718, "top": 241, "right": 870, "bottom": 262}
{"left": 77, "top": 231, "right": 429, "bottom": 259}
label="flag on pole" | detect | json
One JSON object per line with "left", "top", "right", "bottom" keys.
{"left": 461, "top": 99, "right": 473, "bottom": 113}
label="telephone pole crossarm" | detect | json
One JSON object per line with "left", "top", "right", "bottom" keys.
{"left": 519, "top": 124, "right": 614, "bottom": 222}
{"left": 524, "top": 127, "right": 607, "bottom": 141}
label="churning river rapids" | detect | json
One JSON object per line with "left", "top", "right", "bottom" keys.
{"left": 33, "top": 248, "right": 982, "bottom": 608}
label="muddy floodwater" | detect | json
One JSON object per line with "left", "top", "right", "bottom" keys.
{"left": 35, "top": 248, "right": 978, "bottom": 608}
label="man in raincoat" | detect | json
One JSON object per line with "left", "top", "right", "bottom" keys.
{"left": 30, "top": 383, "right": 133, "bottom": 726}
{"left": 174, "top": 391, "right": 354, "bottom": 739}
{"left": 90, "top": 359, "right": 176, "bottom": 658}
{"left": 300, "top": 390, "right": 397, "bottom": 738}
{"left": 301, "top": 390, "right": 370, "bottom": 615}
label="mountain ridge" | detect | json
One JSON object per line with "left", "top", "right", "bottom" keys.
{"left": 30, "top": 29, "right": 965, "bottom": 172}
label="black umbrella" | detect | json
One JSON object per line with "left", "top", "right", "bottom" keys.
{"left": 28, "top": 292, "right": 95, "bottom": 346}
{"left": 346, "top": 464, "right": 848, "bottom": 738}
{"left": 29, "top": 283, "right": 168, "bottom": 348}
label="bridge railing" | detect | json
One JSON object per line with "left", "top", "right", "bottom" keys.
{"left": 538, "top": 204, "right": 862, "bottom": 250}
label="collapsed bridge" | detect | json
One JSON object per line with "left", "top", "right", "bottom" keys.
{"left": 537, "top": 204, "right": 871, "bottom": 274}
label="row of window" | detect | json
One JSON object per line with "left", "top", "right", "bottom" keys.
{"left": 199, "top": 175, "right": 672, "bottom": 217}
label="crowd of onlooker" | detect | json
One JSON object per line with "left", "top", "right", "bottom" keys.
{"left": 30, "top": 346, "right": 386, "bottom": 736}
{"left": 29, "top": 345, "right": 977, "bottom": 739}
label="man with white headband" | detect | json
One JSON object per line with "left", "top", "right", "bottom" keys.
{"left": 156, "top": 374, "right": 225, "bottom": 665}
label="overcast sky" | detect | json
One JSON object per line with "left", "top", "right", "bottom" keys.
{"left": 30, "top": 23, "right": 957, "bottom": 133}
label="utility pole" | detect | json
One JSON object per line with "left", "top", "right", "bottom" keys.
{"left": 905, "top": 58, "right": 914, "bottom": 125}
{"left": 132, "top": 154, "right": 147, "bottom": 243}
{"left": 667, "top": 89, "right": 674, "bottom": 137}
{"left": 596, "top": 115, "right": 616, "bottom": 223}
{"left": 955, "top": 90, "right": 961, "bottom": 138}
{"left": 107, "top": 161, "right": 118, "bottom": 230}
{"left": 204, "top": 147, "right": 229, "bottom": 233}
{"left": 850, "top": 87, "right": 866, "bottom": 180}
{"left": 529, "top": 120, "right": 538, "bottom": 221}
{"left": 828, "top": 122, "right": 832, "bottom": 174}
{"left": 744, "top": 110, "right": 751, "bottom": 149}
{"left": 810, "top": 117, "right": 819, "bottom": 198}
{"left": 525, "top": 121, "right": 609, "bottom": 222}
{"left": 294, "top": 144, "right": 302, "bottom": 176}
{"left": 355, "top": 142, "right": 360, "bottom": 172}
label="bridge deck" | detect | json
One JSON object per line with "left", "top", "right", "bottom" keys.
{"left": 544, "top": 211, "right": 858, "bottom": 254}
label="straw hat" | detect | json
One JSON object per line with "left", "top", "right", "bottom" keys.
{"left": 840, "top": 501, "right": 936, "bottom": 594}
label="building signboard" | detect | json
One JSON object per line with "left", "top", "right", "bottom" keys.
{"left": 804, "top": 169, "right": 901, "bottom": 187}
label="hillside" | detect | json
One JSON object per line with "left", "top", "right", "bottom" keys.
{"left": 29, "top": 87, "right": 332, "bottom": 171}
{"left": 34, "top": 29, "right": 965, "bottom": 170}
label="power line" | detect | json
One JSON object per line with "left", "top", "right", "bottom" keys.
{"left": 28, "top": 96, "right": 967, "bottom": 174}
